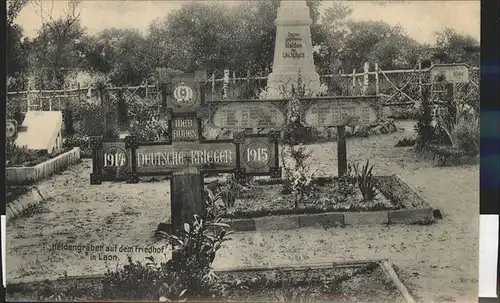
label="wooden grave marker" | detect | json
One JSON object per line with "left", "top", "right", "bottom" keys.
{"left": 90, "top": 71, "right": 282, "bottom": 240}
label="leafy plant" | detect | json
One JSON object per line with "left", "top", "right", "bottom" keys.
{"left": 129, "top": 117, "right": 170, "bottom": 142}
{"left": 414, "top": 84, "right": 437, "bottom": 148}
{"left": 273, "top": 269, "right": 314, "bottom": 303}
{"left": 437, "top": 110, "right": 479, "bottom": 155}
{"left": 280, "top": 144, "right": 317, "bottom": 207}
{"left": 331, "top": 178, "right": 356, "bottom": 203}
{"left": 351, "top": 160, "right": 377, "bottom": 201}
{"left": 151, "top": 186, "right": 234, "bottom": 301}
{"left": 395, "top": 137, "right": 416, "bottom": 147}
{"left": 451, "top": 114, "right": 479, "bottom": 155}
{"left": 5, "top": 140, "right": 52, "bottom": 168}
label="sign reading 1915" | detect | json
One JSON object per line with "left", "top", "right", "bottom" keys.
{"left": 90, "top": 131, "right": 281, "bottom": 184}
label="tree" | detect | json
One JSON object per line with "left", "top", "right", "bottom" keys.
{"left": 30, "top": 0, "right": 84, "bottom": 89}
{"left": 314, "top": 2, "right": 353, "bottom": 74}
{"left": 6, "top": 0, "right": 30, "bottom": 90}
{"left": 434, "top": 28, "right": 480, "bottom": 66}
{"left": 80, "top": 28, "right": 153, "bottom": 86}
{"left": 146, "top": 0, "right": 326, "bottom": 76}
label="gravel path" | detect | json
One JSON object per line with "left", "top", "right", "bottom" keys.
{"left": 6, "top": 120, "right": 479, "bottom": 303}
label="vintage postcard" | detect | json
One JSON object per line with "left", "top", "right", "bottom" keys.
{"left": 5, "top": 0, "right": 480, "bottom": 302}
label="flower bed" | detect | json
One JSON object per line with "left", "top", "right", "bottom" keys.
{"left": 418, "top": 142, "right": 479, "bottom": 166}
{"left": 5, "top": 147, "right": 81, "bottom": 185}
{"left": 209, "top": 175, "right": 435, "bottom": 231}
{"left": 220, "top": 177, "right": 398, "bottom": 220}
{"left": 6, "top": 261, "right": 408, "bottom": 302}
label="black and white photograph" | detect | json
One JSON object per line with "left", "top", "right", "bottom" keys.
{"left": 5, "top": 0, "right": 480, "bottom": 302}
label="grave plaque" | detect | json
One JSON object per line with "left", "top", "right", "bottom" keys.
{"left": 166, "top": 73, "right": 205, "bottom": 113}
{"left": 171, "top": 116, "right": 200, "bottom": 141}
{"left": 430, "top": 64, "right": 469, "bottom": 84}
{"left": 300, "top": 96, "right": 381, "bottom": 127}
{"left": 91, "top": 139, "right": 132, "bottom": 183}
{"left": 239, "top": 132, "right": 280, "bottom": 175}
{"left": 198, "top": 100, "right": 288, "bottom": 129}
{"left": 135, "top": 141, "right": 237, "bottom": 175}
{"left": 91, "top": 134, "right": 281, "bottom": 183}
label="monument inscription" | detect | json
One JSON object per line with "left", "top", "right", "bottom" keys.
{"left": 283, "top": 32, "right": 305, "bottom": 59}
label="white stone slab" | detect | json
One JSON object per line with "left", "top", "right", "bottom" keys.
{"left": 15, "top": 111, "right": 63, "bottom": 154}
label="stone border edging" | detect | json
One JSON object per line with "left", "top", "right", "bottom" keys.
{"left": 381, "top": 260, "right": 416, "bottom": 303}
{"left": 6, "top": 187, "right": 48, "bottom": 223}
{"left": 418, "top": 144, "right": 478, "bottom": 166}
{"left": 224, "top": 207, "right": 435, "bottom": 231}
{"left": 222, "top": 174, "right": 438, "bottom": 231}
{"left": 6, "top": 147, "right": 81, "bottom": 185}
{"left": 6, "top": 258, "right": 416, "bottom": 303}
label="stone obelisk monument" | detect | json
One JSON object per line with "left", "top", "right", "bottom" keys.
{"left": 266, "top": 0, "right": 321, "bottom": 98}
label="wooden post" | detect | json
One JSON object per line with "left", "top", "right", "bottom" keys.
{"left": 222, "top": 69, "right": 229, "bottom": 100}
{"left": 77, "top": 83, "right": 81, "bottom": 105}
{"left": 50, "top": 89, "right": 54, "bottom": 111}
{"left": 375, "top": 63, "right": 379, "bottom": 95}
{"left": 211, "top": 73, "right": 216, "bottom": 99}
{"left": 170, "top": 167, "right": 205, "bottom": 236}
{"left": 27, "top": 89, "right": 30, "bottom": 111}
{"left": 351, "top": 68, "right": 356, "bottom": 96}
{"left": 445, "top": 83, "right": 456, "bottom": 125}
{"left": 418, "top": 61, "right": 423, "bottom": 100}
{"left": 363, "top": 62, "right": 369, "bottom": 96}
{"left": 337, "top": 126, "right": 347, "bottom": 176}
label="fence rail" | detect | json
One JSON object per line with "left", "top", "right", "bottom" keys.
{"left": 7, "top": 64, "right": 480, "bottom": 113}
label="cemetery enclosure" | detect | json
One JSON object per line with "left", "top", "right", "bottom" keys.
{"left": 4, "top": 120, "right": 479, "bottom": 303}
{"left": 6, "top": 64, "right": 480, "bottom": 114}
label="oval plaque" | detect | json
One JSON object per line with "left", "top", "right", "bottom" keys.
{"left": 302, "top": 99, "right": 379, "bottom": 127}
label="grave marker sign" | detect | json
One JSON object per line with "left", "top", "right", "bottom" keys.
{"left": 429, "top": 63, "right": 470, "bottom": 84}
{"left": 197, "top": 99, "right": 289, "bottom": 129}
{"left": 299, "top": 96, "right": 382, "bottom": 127}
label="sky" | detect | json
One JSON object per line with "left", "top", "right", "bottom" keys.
{"left": 16, "top": 0, "right": 480, "bottom": 45}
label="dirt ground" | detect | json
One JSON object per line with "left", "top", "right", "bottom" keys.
{"left": 6, "top": 120, "right": 479, "bottom": 303}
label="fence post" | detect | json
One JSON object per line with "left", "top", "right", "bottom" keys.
{"left": 418, "top": 61, "right": 423, "bottom": 101}
{"left": 363, "top": 62, "right": 369, "bottom": 95}
{"left": 27, "top": 89, "right": 30, "bottom": 111}
{"left": 145, "top": 80, "right": 149, "bottom": 99}
{"left": 375, "top": 63, "right": 379, "bottom": 95}
{"left": 222, "top": 69, "right": 229, "bottom": 100}
{"left": 211, "top": 73, "right": 216, "bottom": 99}
{"left": 351, "top": 68, "right": 356, "bottom": 96}
{"left": 77, "top": 83, "right": 81, "bottom": 105}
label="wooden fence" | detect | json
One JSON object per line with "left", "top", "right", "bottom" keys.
{"left": 6, "top": 64, "right": 480, "bottom": 113}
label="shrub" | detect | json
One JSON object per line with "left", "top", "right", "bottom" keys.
{"left": 351, "top": 160, "right": 377, "bottom": 201}
{"left": 129, "top": 118, "right": 170, "bottom": 142}
{"left": 414, "top": 85, "right": 437, "bottom": 148}
{"left": 5, "top": 140, "right": 50, "bottom": 168}
{"left": 273, "top": 268, "right": 313, "bottom": 302}
{"left": 101, "top": 185, "right": 232, "bottom": 301}
{"left": 74, "top": 102, "right": 120, "bottom": 139}
{"left": 395, "top": 137, "right": 416, "bottom": 147}
{"left": 449, "top": 115, "right": 479, "bottom": 155}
